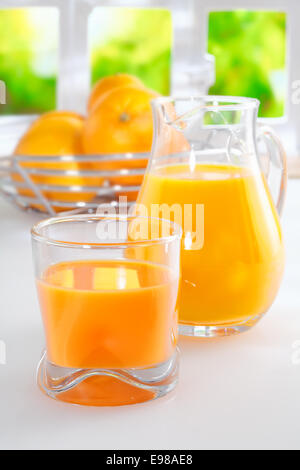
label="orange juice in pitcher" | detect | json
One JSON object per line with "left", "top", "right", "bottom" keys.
{"left": 137, "top": 96, "right": 287, "bottom": 337}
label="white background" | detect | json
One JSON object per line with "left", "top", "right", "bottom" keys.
{"left": 0, "top": 181, "right": 299, "bottom": 450}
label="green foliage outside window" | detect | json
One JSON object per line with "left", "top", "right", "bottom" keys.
{"left": 0, "top": 8, "right": 287, "bottom": 118}
{"left": 208, "top": 11, "right": 287, "bottom": 117}
{"left": 0, "top": 8, "right": 58, "bottom": 115}
{"left": 90, "top": 8, "right": 172, "bottom": 96}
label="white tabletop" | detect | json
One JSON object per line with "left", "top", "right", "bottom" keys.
{"left": 0, "top": 182, "right": 300, "bottom": 451}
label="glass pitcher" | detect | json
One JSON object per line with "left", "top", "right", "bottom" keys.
{"left": 136, "top": 96, "right": 287, "bottom": 337}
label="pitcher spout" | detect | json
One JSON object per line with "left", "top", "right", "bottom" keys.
{"left": 150, "top": 96, "right": 260, "bottom": 168}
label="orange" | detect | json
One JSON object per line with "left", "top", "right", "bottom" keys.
{"left": 82, "top": 85, "right": 159, "bottom": 155}
{"left": 15, "top": 111, "right": 84, "bottom": 156}
{"left": 87, "top": 74, "right": 145, "bottom": 114}
{"left": 13, "top": 110, "right": 146, "bottom": 212}
{"left": 13, "top": 111, "right": 85, "bottom": 211}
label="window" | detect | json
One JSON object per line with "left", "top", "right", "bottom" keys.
{"left": 89, "top": 7, "right": 172, "bottom": 95}
{"left": 197, "top": 0, "right": 300, "bottom": 172}
{"left": 208, "top": 11, "right": 287, "bottom": 118}
{"left": 0, "top": 7, "right": 59, "bottom": 115}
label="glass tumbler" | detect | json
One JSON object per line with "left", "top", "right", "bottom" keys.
{"left": 31, "top": 215, "right": 181, "bottom": 407}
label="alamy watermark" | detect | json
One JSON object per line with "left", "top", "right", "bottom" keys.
{"left": 291, "top": 341, "right": 300, "bottom": 366}
{"left": 0, "top": 340, "right": 6, "bottom": 365}
{"left": 0, "top": 80, "right": 6, "bottom": 105}
{"left": 96, "top": 197, "right": 205, "bottom": 251}
{"left": 292, "top": 80, "right": 300, "bottom": 105}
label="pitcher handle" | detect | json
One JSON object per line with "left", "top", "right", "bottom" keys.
{"left": 257, "top": 125, "right": 287, "bottom": 216}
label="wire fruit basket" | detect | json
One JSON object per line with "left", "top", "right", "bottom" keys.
{"left": 0, "top": 153, "right": 148, "bottom": 216}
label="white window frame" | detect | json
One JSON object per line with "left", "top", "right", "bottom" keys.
{"left": 0, "top": 0, "right": 299, "bottom": 171}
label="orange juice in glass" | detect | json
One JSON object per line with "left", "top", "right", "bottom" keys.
{"left": 32, "top": 215, "right": 181, "bottom": 406}
{"left": 136, "top": 96, "right": 287, "bottom": 337}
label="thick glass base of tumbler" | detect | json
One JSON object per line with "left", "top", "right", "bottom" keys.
{"left": 37, "top": 350, "right": 179, "bottom": 407}
{"left": 179, "top": 314, "right": 264, "bottom": 338}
